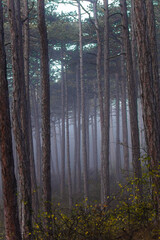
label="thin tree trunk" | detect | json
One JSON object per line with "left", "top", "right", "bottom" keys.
{"left": 60, "top": 47, "right": 65, "bottom": 198}
{"left": 32, "top": 88, "right": 42, "bottom": 190}
{"left": 76, "top": 63, "right": 81, "bottom": 193}
{"left": 0, "top": 2, "right": 21, "bottom": 238}
{"left": 115, "top": 73, "right": 121, "bottom": 180}
{"left": 38, "top": 0, "right": 51, "bottom": 222}
{"left": 78, "top": 1, "right": 88, "bottom": 201}
{"left": 65, "top": 70, "right": 73, "bottom": 209}
{"left": 93, "top": 91, "right": 98, "bottom": 178}
{"left": 120, "top": 51, "right": 129, "bottom": 174}
{"left": 73, "top": 101, "right": 77, "bottom": 193}
{"left": 23, "top": 0, "right": 38, "bottom": 218}
{"left": 53, "top": 120, "right": 60, "bottom": 184}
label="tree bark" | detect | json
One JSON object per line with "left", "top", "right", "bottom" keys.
{"left": 7, "top": 0, "right": 32, "bottom": 237}
{"left": 134, "top": 0, "right": 160, "bottom": 219}
{"left": 120, "top": 51, "right": 129, "bottom": 174}
{"left": 120, "top": 0, "right": 142, "bottom": 189}
{"left": 38, "top": 0, "right": 51, "bottom": 221}
{"left": 115, "top": 73, "right": 121, "bottom": 180}
{"left": 23, "top": 0, "right": 38, "bottom": 218}
{"left": 0, "top": 2, "right": 21, "bottom": 238}
{"left": 78, "top": 1, "right": 88, "bottom": 201}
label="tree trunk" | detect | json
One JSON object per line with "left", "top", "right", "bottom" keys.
{"left": 38, "top": 0, "right": 51, "bottom": 222}
{"left": 23, "top": 0, "right": 38, "bottom": 218}
{"left": 60, "top": 47, "right": 66, "bottom": 199}
{"left": 120, "top": 51, "right": 129, "bottom": 174}
{"left": 76, "top": 63, "right": 81, "bottom": 194}
{"left": 53, "top": 120, "right": 60, "bottom": 184}
{"left": 115, "top": 73, "right": 121, "bottom": 180}
{"left": 65, "top": 70, "right": 73, "bottom": 209}
{"left": 7, "top": 0, "right": 32, "bottom": 237}
{"left": 73, "top": 100, "right": 77, "bottom": 193}
{"left": 32, "top": 87, "right": 42, "bottom": 190}
{"left": 0, "top": 2, "right": 21, "bottom": 238}
{"left": 134, "top": 0, "right": 160, "bottom": 219}
{"left": 78, "top": 1, "right": 88, "bottom": 201}
{"left": 120, "top": 0, "right": 142, "bottom": 189}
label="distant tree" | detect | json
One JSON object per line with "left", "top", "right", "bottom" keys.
{"left": 0, "top": 1, "right": 21, "bottom": 239}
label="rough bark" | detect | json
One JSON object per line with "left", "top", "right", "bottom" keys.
{"left": 134, "top": 0, "right": 160, "bottom": 218}
{"left": 78, "top": 1, "right": 88, "bottom": 201}
{"left": 0, "top": 2, "right": 21, "bottom": 238}
{"left": 93, "top": 0, "right": 104, "bottom": 204}
{"left": 23, "top": 0, "right": 38, "bottom": 218}
{"left": 120, "top": 51, "right": 129, "bottom": 174}
{"left": 7, "top": 0, "right": 32, "bottom": 237}
{"left": 120, "top": 0, "right": 142, "bottom": 187}
{"left": 38, "top": 0, "right": 51, "bottom": 219}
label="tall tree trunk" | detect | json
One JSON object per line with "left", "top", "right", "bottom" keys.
{"left": 38, "top": 0, "right": 51, "bottom": 222}
{"left": 76, "top": 63, "right": 81, "bottom": 193}
{"left": 53, "top": 120, "right": 60, "bottom": 184}
{"left": 32, "top": 87, "right": 42, "bottom": 190}
{"left": 65, "top": 70, "right": 73, "bottom": 209}
{"left": 120, "top": 0, "right": 142, "bottom": 190}
{"left": 78, "top": 1, "right": 88, "bottom": 201}
{"left": 23, "top": 0, "right": 38, "bottom": 218}
{"left": 120, "top": 51, "right": 129, "bottom": 174}
{"left": 60, "top": 47, "right": 66, "bottom": 199}
{"left": 115, "top": 73, "right": 121, "bottom": 180}
{"left": 93, "top": 0, "right": 104, "bottom": 204}
{"left": 93, "top": 91, "right": 98, "bottom": 178}
{"left": 7, "top": 0, "right": 32, "bottom": 237}
{"left": 73, "top": 100, "right": 77, "bottom": 193}
{"left": 0, "top": 2, "right": 21, "bottom": 238}
{"left": 134, "top": 0, "right": 160, "bottom": 219}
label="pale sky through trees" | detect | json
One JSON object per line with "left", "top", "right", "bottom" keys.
{"left": 56, "top": 0, "right": 114, "bottom": 16}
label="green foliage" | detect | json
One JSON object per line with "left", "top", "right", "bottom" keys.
{"left": 31, "top": 161, "right": 160, "bottom": 240}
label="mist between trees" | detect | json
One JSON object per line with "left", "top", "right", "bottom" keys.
{"left": 0, "top": 0, "right": 160, "bottom": 239}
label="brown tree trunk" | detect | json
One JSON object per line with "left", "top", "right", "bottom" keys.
{"left": 7, "top": 0, "right": 32, "bottom": 237}
{"left": 115, "top": 73, "right": 121, "bottom": 180}
{"left": 76, "top": 63, "right": 81, "bottom": 194}
{"left": 93, "top": 0, "right": 104, "bottom": 204}
{"left": 78, "top": 1, "right": 88, "bottom": 201}
{"left": 38, "top": 0, "right": 51, "bottom": 222}
{"left": 65, "top": 70, "right": 73, "bottom": 209}
{"left": 23, "top": 0, "right": 38, "bottom": 218}
{"left": 53, "top": 120, "right": 60, "bottom": 184}
{"left": 32, "top": 87, "right": 42, "bottom": 190}
{"left": 73, "top": 100, "right": 77, "bottom": 193}
{"left": 120, "top": 51, "right": 129, "bottom": 174}
{"left": 120, "top": 0, "right": 142, "bottom": 189}
{"left": 0, "top": 2, "right": 21, "bottom": 238}
{"left": 60, "top": 47, "right": 66, "bottom": 199}
{"left": 134, "top": 0, "right": 160, "bottom": 219}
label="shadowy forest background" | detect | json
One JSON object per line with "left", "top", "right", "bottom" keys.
{"left": 0, "top": 0, "right": 160, "bottom": 239}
